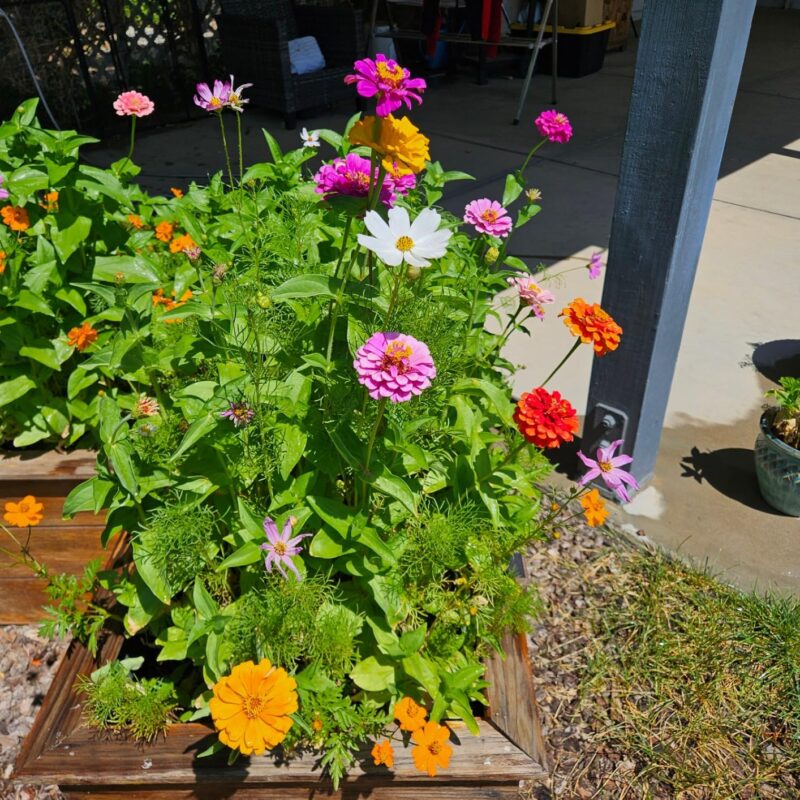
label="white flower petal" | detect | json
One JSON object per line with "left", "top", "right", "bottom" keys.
{"left": 415, "top": 229, "right": 452, "bottom": 259}
{"left": 386, "top": 206, "right": 411, "bottom": 238}
{"left": 405, "top": 250, "right": 430, "bottom": 268}
{"left": 362, "top": 210, "right": 391, "bottom": 240}
{"left": 377, "top": 247, "right": 404, "bottom": 266}
{"left": 409, "top": 207, "right": 442, "bottom": 239}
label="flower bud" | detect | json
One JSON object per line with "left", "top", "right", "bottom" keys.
{"left": 486, "top": 246, "right": 500, "bottom": 264}
{"left": 405, "top": 264, "right": 422, "bottom": 281}
{"left": 256, "top": 292, "right": 272, "bottom": 309}
{"left": 525, "top": 188, "right": 542, "bottom": 203}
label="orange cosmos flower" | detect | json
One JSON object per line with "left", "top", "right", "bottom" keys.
{"left": 3, "top": 495, "right": 44, "bottom": 528}
{"left": 209, "top": 659, "right": 297, "bottom": 756}
{"left": 393, "top": 696, "right": 427, "bottom": 732}
{"left": 514, "top": 387, "right": 579, "bottom": 449}
{"left": 1, "top": 205, "right": 30, "bottom": 231}
{"left": 40, "top": 191, "right": 59, "bottom": 212}
{"left": 0, "top": 251, "right": 6, "bottom": 274}
{"left": 67, "top": 321, "right": 99, "bottom": 351}
{"left": 170, "top": 187, "right": 184, "bottom": 199}
{"left": 127, "top": 214, "right": 145, "bottom": 229}
{"left": 580, "top": 488, "right": 608, "bottom": 527}
{"left": 371, "top": 739, "right": 395, "bottom": 768}
{"left": 169, "top": 233, "right": 197, "bottom": 254}
{"left": 411, "top": 721, "right": 453, "bottom": 777}
{"left": 155, "top": 221, "right": 174, "bottom": 242}
{"left": 561, "top": 298, "right": 622, "bottom": 357}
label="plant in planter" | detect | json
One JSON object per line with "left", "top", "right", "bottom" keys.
{"left": 12, "top": 61, "right": 635, "bottom": 793}
{"left": 755, "top": 377, "right": 800, "bottom": 516}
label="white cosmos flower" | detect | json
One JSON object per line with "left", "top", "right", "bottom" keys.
{"left": 357, "top": 207, "right": 452, "bottom": 268}
{"left": 300, "top": 127, "right": 320, "bottom": 147}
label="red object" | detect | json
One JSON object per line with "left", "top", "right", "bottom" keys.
{"left": 513, "top": 387, "right": 579, "bottom": 449}
{"left": 483, "top": 0, "right": 503, "bottom": 57}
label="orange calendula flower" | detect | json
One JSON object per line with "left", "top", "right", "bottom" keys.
{"left": 67, "top": 321, "right": 99, "bottom": 351}
{"left": 3, "top": 495, "right": 44, "bottom": 528}
{"left": 393, "top": 696, "right": 427, "bottom": 732}
{"left": 127, "top": 214, "right": 145, "bottom": 229}
{"left": 169, "top": 233, "right": 197, "bottom": 254}
{"left": 209, "top": 659, "right": 297, "bottom": 756}
{"left": 40, "top": 191, "right": 59, "bottom": 212}
{"left": 155, "top": 221, "right": 174, "bottom": 242}
{"left": 1, "top": 205, "right": 30, "bottom": 231}
{"left": 371, "top": 739, "right": 394, "bottom": 768}
{"left": 349, "top": 115, "right": 430, "bottom": 175}
{"left": 0, "top": 251, "right": 6, "bottom": 274}
{"left": 170, "top": 187, "right": 184, "bottom": 198}
{"left": 580, "top": 488, "right": 608, "bottom": 527}
{"left": 561, "top": 298, "right": 622, "bottom": 357}
{"left": 411, "top": 721, "right": 453, "bottom": 777}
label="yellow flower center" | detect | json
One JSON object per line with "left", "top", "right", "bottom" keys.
{"left": 480, "top": 209, "right": 499, "bottom": 223}
{"left": 243, "top": 694, "right": 265, "bottom": 719}
{"left": 273, "top": 540, "right": 287, "bottom": 556}
{"left": 229, "top": 93, "right": 239, "bottom": 104}
{"left": 599, "top": 460, "right": 613, "bottom": 473}
{"left": 555, "top": 113, "right": 567, "bottom": 124}
{"left": 384, "top": 341, "right": 413, "bottom": 366}
{"left": 210, "top": 97, "right": 222, "bottom": 107}
{"left": 376, "top": 61, "right": 405, "bottom": 85}
{"left": 428, "top": 741, "right": 442, "bottom": 755}
{"left": 395, "top": 235, "right": 414, "bottom": 252}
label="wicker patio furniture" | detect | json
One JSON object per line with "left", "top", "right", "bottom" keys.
{"left": 219, "top": 0, "right": 365, "bottom": 129}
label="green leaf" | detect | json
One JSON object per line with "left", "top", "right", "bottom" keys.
{"left": 170, "top": 413, "right": 218, "bottom": 461}
{"left": 0, "top": 375, "right": 36, "bottom": 407}
{"left": 308, "top": 527, "right": 352, "bottom": 559}
{"left": 402, "top": 653, "right": 440, "bottom": 697}
{"left": 67, "top": 368, "right": 97, "bottom": 399}
{"left": 400, "top": 626, "right": 427, "bottom": 656}
{"left": 316, "top": 128, "right": 342, "bottom": 150}
{"left": 193, "top": 578, "right": 218, "bottom": 620}
{"left": 452, "top": 378, "right": 515, "bottom": 427}
{"left": 237, "top": 497, "right": 265, "bottom": 540}
{"left": 262, "top": 129, "right": 284, "bottom": 162}
{"left": 516, "top": 202, "right": 542, "bottom": 228}
{"left": 306, "top": 495, "right": 353, "bottom": 536}
{"left": 502, "top": 172, "right": 525, "bottom": 207}
{"left": 355, "top": 525, "right": 396, "bottom": 565}
{"left": 278, "top": 423, "right": 307, "bottom": 481}
{"left": 107, "top": 441, "right": 139, "bottom": 497}
{"left": 19, "top": 344, "right": 64, "bottom": 370}
{"left": 9, "top": 165, "right": 49, "bottom": 195}
{"left": 52, "top": 216, "right": 92, "bottom": 262}
{"left": 14, "top": 290, "right": 54, "bottom": 316}
{"left": 218, "top": 541, "right": 262, "bottom": 570}
{"left": 132, "top": 534, "right": 172, "bottom": 604}
{"left": 62, "top": 477, "right": 97, "bottom": 518}
{"left": 371, "top": 467, "right": 417, "bottom": 514}
{"left": 270, "top": 274, "right": 336, "bottom": 302}
{"left": 93, "top": 254, "right": 162, "bottom": 284}
{"left": 350, "top": 656, "right": 396, "bottom": 692}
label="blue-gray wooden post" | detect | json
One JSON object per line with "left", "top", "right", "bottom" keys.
{"left": 581, "top": 0, "right": 757, "bottom": 489}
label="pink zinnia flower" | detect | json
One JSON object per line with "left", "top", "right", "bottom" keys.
{"left": 344, "top": 54, "right": 426, "bottom": 117}
{"left": 464, "top": 199, "right": 513, "bottom": 238}
{"left": 194, "top": 79, "right": 231, "bottom": 112}
{"left": 314, "top": 153, "right": 394, "bottom": 206}
{"left": 354, "top": 332, "right": 436, "bottom": 403}
{"left": 113, "top": 91, "right": 154, "bottom": 118}
{"left": 507, "top": 273, "right": 555, "bottom": 320}
{"left": 577, "top": 439, "right": 639, "bottom": 503}
{"left": 534, "top": 109, "right": 573, "bottom": 143}
{"left": 260, "top": 516, "right": 311, "bottom": 581}
{"left": 0, "top": 175, "right": 8, "bottom": 201}
{"left": 588, "top": 252, "right": 604, "bottom": 279}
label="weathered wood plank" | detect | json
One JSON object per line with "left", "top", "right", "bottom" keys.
{"left": 66, "top": 787, "right": 525, "bottom": 799}
{"left": 583, "top": 0, "right": 757, "bottom": 486}
{"left": 0, "top": 496, "right": 105, "bottom": 527}
{"left": 0, "top": 450, "right": 96, "bottom": 482}
{"left": 1, "top": 527, "right": 107, "bottom": 577}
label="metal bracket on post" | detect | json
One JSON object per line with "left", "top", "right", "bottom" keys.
{"left": 583, "top": 404, "right": 629, "bottom": 456}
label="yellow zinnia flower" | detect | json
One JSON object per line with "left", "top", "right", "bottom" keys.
{"left": 209, "top": 659, "right": 298, "bottom": 756}
{"left": 348, "top": 115, "right": 430, "bottom": 175}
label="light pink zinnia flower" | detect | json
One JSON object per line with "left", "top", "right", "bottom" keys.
{"left": 113, "top": 91, "right": 154, "bottom": 118}
{"left": 260, "top": 516, "right": 311, "bottom": 581}
{"left": 344, "top": 54, "right": 426, "bottom": 117}
{"left": 534, "top": 109, "right": 573, "bottom": 143}
{"left": 506, "top": 273, "right": 555, "bottom": 320}
{"left": 464, "top": 198, "right": 513, "bottom": 238}
{"left": 193, "top": 79, "right": 231, "bottom": 112}
{"left": 588, "top": 252, "right": 604, "bottom": 280}
{"left": 354, "top": 332, "right": 436, "bottom": 403}
{"left": 314, "top": 153, "right": 395, "bottom": 206}
{"left": 577, "top": 439, "right": 639, "bottom": 503}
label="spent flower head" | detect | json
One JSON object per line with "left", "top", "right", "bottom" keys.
{"left": 227, "top": 76, "right": 253, "bottom": 112}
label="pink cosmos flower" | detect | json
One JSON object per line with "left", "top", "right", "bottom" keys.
{"left": 227, "top": 76, "right": 253, "bottom": 112}
{"left": 506, "top": 273, "right": 555, "bottom": 320}
{"left": 344, "top": 54, "right": 426, "bottom": 117}
{"left": 464, "top": 198, "right": 513, "bottom": 238}
{"left": 314, "top": 153, "right": 394, "bottom": 206}
{"left": 577, "top": 439, "right": 639, "bottom": 503}
{"left": 260, "top": 516, "right": 311, "bottom": 581}
{"left": 220, "top": 401, "right": 255, "bottom": 428}
{"left": 113, "top": 91, "right": 154, "bottom": 118}
{"left": 588, "top": 252, "right": 604, "bottom": 279}
{"left": 534, "top": 109, "right": 573, "bottom": 143}
{"left": 354, "top": 332, "right": 436, "bottom": 403}
{"left": 194, "top": 79, "right": 231, "bottom": 112}
{"left": 0, "top": 175, "right": 8, "bottom": 201}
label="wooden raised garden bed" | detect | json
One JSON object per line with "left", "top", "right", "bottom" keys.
{"left": 0, "top": 450, "right": 107, "bottom": 624}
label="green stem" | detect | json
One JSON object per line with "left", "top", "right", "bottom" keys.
{"left": 218, "top": 112, "right": 234, "bottom": 189}
{"left": 363, "top": 398, "right": 387, "bottom": 480}
{"left": 117, "top": 116, "right": 137, "bottom": 175}
{"left": 540, "top": 339, "right": 582, "bottom": 387}
{"left": 332, "top": 216, "right": 353, "bottom": 280}
{"left": 325, "top": 250, "right": 358, "bottom": 365}
{"left": 235, "top": 111, "right": 244, "bottom": 183}
{"left": 383, "top": 266, "right": 404, "bottom": 326}
{"left": 519, "top": 138, "right": 547, "bottom": 177}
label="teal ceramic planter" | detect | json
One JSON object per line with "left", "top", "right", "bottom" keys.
{"left": 755, "top": 411, "right": 800, "bottom": 517}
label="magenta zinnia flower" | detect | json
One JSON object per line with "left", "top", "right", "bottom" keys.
{"left": 260, "top": 516, "right": 311, "bottom": 581}
{"left": 314, "top": 153, "right": 394, "bottom": 206}
{"left": 577, "top": 439, "right": 639, "bottom": 503}
{"left": 344, "top": 54, "right": 426, "bottom": 117}
{"left": 220, "top": 401, "right": 255, "bottom": 428}
{"left": 464, "top": 198, "right": 513, "bottom": 238}
{"left": 194, "top": 79, "right": 231, "bottom": 112}
{"left": 534, "top": 109, "right": 573, "bottom": 143}
{"left": 354, "top": 332, "right": 436, "bottom": 403}
{"left": 113, "top": 91, "right": 154, "bottom": 118}
{"left": 507, "top": 273, "right": 555, "bottom": 320}
{"left": 588, "top": 252, "right": 604, "bottom": 280}
{"left": 0, "top": 175, "right": 8, "bottom": 201}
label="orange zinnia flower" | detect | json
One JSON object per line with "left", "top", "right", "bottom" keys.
{"left": 127, "top": 214, "right": 145, "bottom": 229}
{"left": 209, "top": 659, "right": 297, "bottom": 756}
{"left": 67, "top": 321, "right": 99, "bottom": 351}
{"left": 170, "top": 187, "right": 184, "bottom": 199}
{"left": 580, "top": 488, "right": 608, "bottom": 527}
{"left": 169, "top": 233, "right": 197, "bottom": 254}
{"left": 155, "top": 221, "right": 174, "bottom": 242}
{"left": 514, "top": 387, "right": 579, "bottom": 449}
{"left": 393, "top": 696, "right": 427, "bottom": 732}
{"left": 3, "top": 495, "right": 44, "bottom": 528}
{"left": 0, "top": 250, "right": 6, "bottom": 274}
{"left": 40, "top": 191, "right": 59, "bottom": 212}
{"left": 371, "top": 739, "right": 394, "bottom": 768}
{"left": 561, "top": 298, "right": 622, "bottom": 356}
{"left": 1, "top": 205, "right": 30, "bottom": 231}
{"left": 411, "top": 721, "right": 453, "bottom": 777}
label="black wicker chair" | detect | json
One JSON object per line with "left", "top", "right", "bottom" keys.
{"left": 219, "top": 0, "right": 365, "bottom": 129}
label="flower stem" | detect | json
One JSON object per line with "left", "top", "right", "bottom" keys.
{"left": 117, "top": 116, "right": 137, "bottom": 175}
{"left": 332, "top": 216, "right": 353, "bottom": 280}
{"left": 325, "top": 250, "right": 358, "bottom": 365}
{"left": 540, "top": 338, "right": 582, "bottom": 387}
{"left": 383, "top": 266, "right": 405, "bottom": 326}
{"left": 519, "top": 138, "right": 546, "bottom": 177}
{"left": 218, "top": 112, "right": 234, "bottom": 188}
{"left": 364, "top": 397, "right": 387, "bottom": 480}
{"left": 235, "top": 111, "right": 244, "bottom": 182}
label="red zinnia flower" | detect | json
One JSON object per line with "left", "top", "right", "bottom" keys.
{"left": 514, "top": 387, "right": 578, "bottom": 449}
{"left": 561, "top": 298, "right": 622, "bottom": 357}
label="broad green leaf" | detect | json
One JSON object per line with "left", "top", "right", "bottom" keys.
{"left": 170, "top": 413, "right": 218, "bottom": 461}
{"left": 452, "top": 377, "right": 515, "bottom": 427}
{"left": 193, "top": 578, "right": 218, "bottom": 620}
{"left": 263, "top": 128, "right": 284, "bottom": 162}
{"left": 306, "top": 495, "right": 353, "bottom": 536}
{"left": 9, "top": 165, "right": 49, "bottom": 195}
{"left": 107, "top": 441, "right": 138, "bottom": 497}
{"left": 403, "top": 653, "right": 440, "bottom": 697}
{"left": 355, "top": 525, "right": 396, "bottom": 565}
{"left": 218, "top": 541, "right": 262, "bottom": 570}
{"left": 400, "top": 626, "right": 426, "bottom": 656}
{"left": 52, "top": 216, "right": 92, "bottom": 262}
{"left": 62, "top": 477, "right": 98, "bottom": 518}
{"left": 350, "top": 656, "right": 396, "bottom": 692}
{"left": 309, "top": 527, "right": 352, "bottom": 559}
{"left": 237, "top": 498, "right": 265, "bottom": 540}
{"left": 0, "top": 375, "right": 36, "bottom": 407}
{"left": 14, "top": 290, "right": 54, "bottom": 316}
{"left": 271, "top": 274, "right": 336, "bottom": 302}
{"left": 93, "top": 254, "right": 162, "bottom": 284}
{"left": 502, "top": 172, "right": 525, "bottom": 207}
{"left": 132, "top": 534, "right": 172, "bottom": 604}
{"left": 19, "top": 344, "right": 63, "bottom": 371}
{"left": 516, "top": 202, "right": 542, "bottom": 228}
